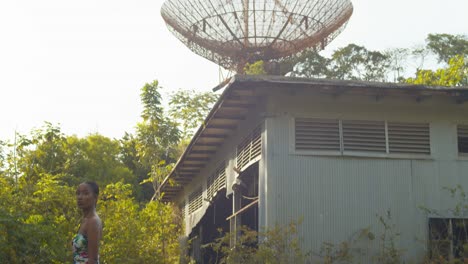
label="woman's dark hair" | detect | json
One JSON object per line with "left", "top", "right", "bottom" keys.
{"left": 84, "top": 181, "right": 99, "bottom": 197}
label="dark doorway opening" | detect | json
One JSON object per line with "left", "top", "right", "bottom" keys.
{"left": 237, "top": 162, "right": 259, "bottom": 232}
{"left": 188, "top": 162, "right": 260, "bottom": 263}
{"left": 189, "top": 189, "right": 232, "bottom": 263}
{"left": 227, "top": 162, "right": 260, "bottom": 249}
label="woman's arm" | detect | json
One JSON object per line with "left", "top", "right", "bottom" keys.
{"left": 86, "top": 218, "right": 100, "bottom": 264}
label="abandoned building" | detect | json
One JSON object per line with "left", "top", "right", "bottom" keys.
{"left": 157, "top": 75, "right": 468, "bottom": 262}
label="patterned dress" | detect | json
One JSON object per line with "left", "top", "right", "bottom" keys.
{"left": 72, "top": 233, "right": 99, "bottom": 264}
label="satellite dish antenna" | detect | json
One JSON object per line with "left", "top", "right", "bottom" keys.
{"left": 161, "top": 0, "right": 353, "bottom": 73}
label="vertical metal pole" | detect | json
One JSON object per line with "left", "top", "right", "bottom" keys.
{"left": 449, "top": 219, "right": 454, "bottom": 262}
{"left": 230, "top": 188, "right": 242, "bottom": 247}
{"left": 243, "top": 0, "right": 249, "bottom": 47}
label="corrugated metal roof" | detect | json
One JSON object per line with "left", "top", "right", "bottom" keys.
{"left": 157, "top": 75, "right": 468, "bottom": 202}
{"left": 233, "top": 74, "right": 468, "bottom": 91}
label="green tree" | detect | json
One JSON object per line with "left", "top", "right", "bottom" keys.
{"left": 140, "top": 80, "right": 164, "bottom": 123}
{"left": 136, "top": 80, "right": 180, "bottom": 166}
{"left": 289, "top": 34, "right": 467, "bottom": 84}
{"left": 0, "top": 140, "right": 6, "bottom": 176}
{"left": 426, "top": 34, "right": 468, "bottom": 63}
{"left": 135, "top": 120, "right": 179, "bottom": 171}
{"left": 169, "top": 89, "right": 218, "bottom": 139}
{"left": 9, "top": 122, "right": 136, "bottom": 188}
{"left": 291, "top": 44, "right": 391, "bottom": 82}
{"left": 137, "top": 200, "right": 181, "bottom": 263}
{"left": 119, "top": 132, "right": 153, "bottom": 201}
{"left": 64, "top": 134, "right": 135, "bottom": 186}
{"left": 99, "top": 182, "right": 181, "bottom": 263}
{"left": 244, "top": 60, "right": 267, "bottom": 75}
{"left": 13, "top": 122, "right": 67, "bottom": 184}
{"left": 385, "top": 48, "right": 410, "bottom": 82}
{"left": 133, "top": 80, "right": 181, "bottom": 200}
{"left": 291, "top": 50, "right": 330, "bottom": 78}
{"left": 0, "top": 172, "right": 78, "bottom": 263}
{"left": 329, "top": 44, "right": 391, "bottom": 81}
{"left": 209, "top": 221, "right": 307, "bottom": 264}
{"left": 406, "top": 55, "right": 467, "bottom": 86}
{"left": 99, "top": 182, "right": 141, "bottom": 263}
{"left": 136, "top": 79, "right": 180, "bottom": 169}
{"left": 0, "top": 77, "right": 190, "bottom": 262}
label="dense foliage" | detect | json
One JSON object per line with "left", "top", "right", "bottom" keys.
{"left": 289, "top": 33, "right": 468, "bottom": 86}
{"left": 0, "top": 81, "right": 215, "bottom": 263}
{"left": 207, "top": 222, "right": 307, "bottom": 264}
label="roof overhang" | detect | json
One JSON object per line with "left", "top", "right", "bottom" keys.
{"left": 158, "top": 75, "right": 468, "bottom": 202}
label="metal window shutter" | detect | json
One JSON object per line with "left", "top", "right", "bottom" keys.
{"left": 251, "top": 127, "right": 262, "bottom": 159}
{"left": 295, "top": 118, "right": 340, "bottom": 151}
{"left": 207, "top": 174, "right": 216, "bottom": 199}
{"left": 458, "top": 125, "right": 468, "bottom": 154}
{"left": 388, "top": 122, "right": 430, "bottom": 154}
{"left": 188, "top": 187, "right": 203, "bottom": 214}
{"left": 237, "top": 126, "right": 262, "bottom": 169}
{"left": 342, "top": 120, "right": 386, "bottom": 153}
{"left": 215, "top": 165, "right": 226, "bottom": 192}
{"left": 236, "top": 136, "right": 250, "bottom": 169}
{"left": 207, "top": 163, "right": 226, "bottom": 199}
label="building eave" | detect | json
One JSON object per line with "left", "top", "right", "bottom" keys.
{"left": 157, "top": 75, "right": 468, "bottom": 202}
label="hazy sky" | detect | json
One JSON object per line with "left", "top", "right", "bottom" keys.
{"left": 0, "top": 0, "right": 467, "bottom": 141}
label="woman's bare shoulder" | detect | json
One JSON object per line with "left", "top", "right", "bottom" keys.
{"left": 87, "top": 215, "right": 101, "bottom": 225}
{"left": 83, "top": 215, "right": 102, "bottom": 234}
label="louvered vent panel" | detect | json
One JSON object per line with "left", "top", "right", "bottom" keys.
{"left": 216, "top": 169, "right": 226, "bottom": 191}
{"left": 388, "top": 122, "right": 430, "bottom": 154}
{"left": 207, "top": 163, "right": 226, "bottom": 198}
{"left": 237, "top": 136, "right": 250, "bottom": 169}
{"left": 342, "top": 120, "right": 386, "bottom": 153}
{"left": 295, "top": 118, "right": 340, "bottom": 151}
{"left": 188, "top": 187, "right": 203, "bottom": 214}
{"left": 237, "top": 126, "right": 262, "bottom": 169}
{"left": 207, "top": 174, "right": 216, "bottom": 199}
{"left": 251, "top": 127, "right": 262, "bottom": 159}
{"left": 458, "top": 125, "right": 468, "bottom": 154}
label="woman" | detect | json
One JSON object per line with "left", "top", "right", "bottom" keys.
{"left": 72, "top": 181, "right": 103, "bottom": 264}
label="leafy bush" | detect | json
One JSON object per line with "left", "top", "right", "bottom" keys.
{"left": 207, "top": 220, "right": 308, "bottom": 264}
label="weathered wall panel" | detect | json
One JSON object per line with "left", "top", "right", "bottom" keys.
{"left": 263, "top": 89, "right": 468, "bottom": 261}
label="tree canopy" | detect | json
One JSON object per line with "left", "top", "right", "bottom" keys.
{"left": 246, "top": 33, "right": 468, "bottom": 87}
{"left": 0, "top": 80, "right": 215, "bottom": 263}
